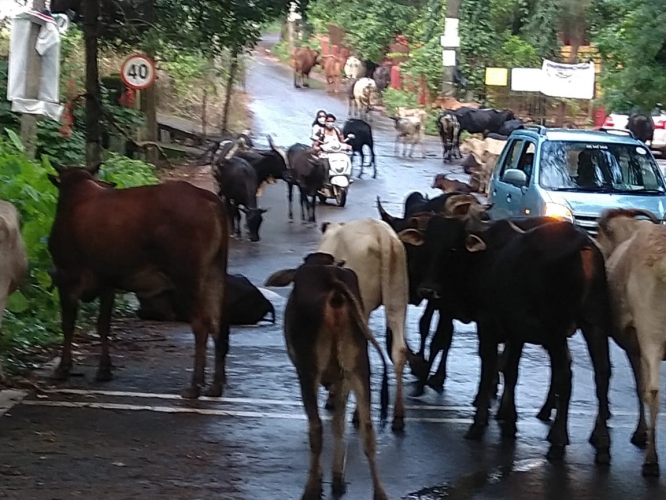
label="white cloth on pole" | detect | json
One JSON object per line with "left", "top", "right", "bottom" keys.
{"left": 540, "top": 59, "right": 595, "bottom": 100}
{"left": 7, "top": 11, "right": 64, "bottom": 121}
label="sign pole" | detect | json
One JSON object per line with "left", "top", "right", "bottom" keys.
{"left": 441, "top": 0, "right": 462, "bottom": 97}
{"left": 20, "top": 0, "right": 46, "bottom": 160}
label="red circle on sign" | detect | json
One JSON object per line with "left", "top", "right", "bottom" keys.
{"left": 120, "top": 54, "right": 156, "bottom": 90}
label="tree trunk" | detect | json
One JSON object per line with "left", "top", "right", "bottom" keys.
{"left": 83, "top": 0, "right": 102, "bottom": 166}
{"left": 441, "top": 0, "right": 462, "bottom": 96}
{"left": 221, "top": 51, "right": 239, "bottom": 134}
{"left": 143, "top": 0, "right": 158, "bottom": 164}
{"left": 20, "top": 0, "right": 47, "bottom": 160}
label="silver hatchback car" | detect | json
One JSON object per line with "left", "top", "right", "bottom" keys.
{"left": 488, "top": 125, "right": 666, "bottom": 234}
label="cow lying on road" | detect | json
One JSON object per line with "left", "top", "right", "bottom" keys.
{"left": 48, "top": 163, "right": 230, "bottom": 399}
{"left": 265, "top": 252, "right": 389, "bottom": 500}
{"left": 136, "top": 273, "right": 275, "bottom": 326}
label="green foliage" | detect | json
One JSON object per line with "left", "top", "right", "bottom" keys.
{"left": 0, "top": 133, "right": 159, "bottom": 367}
{"left": 494, "top": 36, "right": 541, "bottom": 68}
{"left": 594, "top": 0, "right": 666, "bottom": 112}
{"left": 381, "top": 88, "right": 418, "bottom": 115}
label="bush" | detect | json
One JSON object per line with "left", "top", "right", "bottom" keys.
{"left": 0, "top": 131, "right": 159, "bottom": 372}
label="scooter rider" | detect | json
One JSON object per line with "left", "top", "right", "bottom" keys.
{"left": 313, "top": 113, "right": 350, "bottom": 153}
{"left": 311, "top": 109, "right": 327, "bottom": 146}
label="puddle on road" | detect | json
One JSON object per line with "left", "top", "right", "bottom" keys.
{"left": 403, "top": 458, "right": 547, "bottom": 499}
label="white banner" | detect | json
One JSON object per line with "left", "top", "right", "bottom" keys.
{"left": 511, "top": 68, "right": 542, "bottom": 92}
{"left": 540, "top": 59, "right": 595, "bottom": 100}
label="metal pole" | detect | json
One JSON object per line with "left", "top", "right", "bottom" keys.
{"left": 441, "top": 0, "right": 462, "bottom": 97}
{"left": 20, "top": 0, "right": 47, "bottom": 160}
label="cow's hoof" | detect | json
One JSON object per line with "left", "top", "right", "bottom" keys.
{"left": 288, "top": 219, "right": 294, "bottom": 224}
{"left": 331, "top": 475, "right": 346, "bottom": 496}
{"left": 464, "top": 423, "right": 487, "bottom": 440}
{"left": 536, "top": 407, "right": 553, "bottom": 421}
{"left": 181, "top": 385, "right": 201, "bottom": 399}
{"left": 373, "top": 490, "right": 388, "bottom": 500}
{"left": 205, "top": 383, "right": 223, "bottom": 397}
{"left": 595, "top": 449, "right": 611, "bottom": 466}
{"left": 631, "top": 430, "right": 648, "bottom": 448}
{"left": 391, "top": 416, "right": 405, "bottom": 433}
{"left": 500, "top": 421, "right": 517, "bottom": 440}
{"left": 426, "top": 375, "right": 444, "bottom": 393}
{"left": 95, "top": 367, "right": 113, "bottom": 382}
{"left": 546, "top": 444, "right": 566, "bottom": 461}
{"left": 642, "top": 462, "right": 660, "bottom": 477}
{"left": 301, "top": 484, "right": 322, "bottom": 500}
{"left": 52, "top": 365, "right": 71, "bottom": 381}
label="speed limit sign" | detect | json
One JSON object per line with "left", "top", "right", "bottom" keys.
{"left": 121, "top": 54, "right": 156, "bottom": 90}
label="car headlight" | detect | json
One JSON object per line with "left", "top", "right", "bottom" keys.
{"left": 544, "top": 203, "right": 574, "bottom": 222}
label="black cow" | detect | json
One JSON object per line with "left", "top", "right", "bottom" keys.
{"left": 264, "top": 252, "right": 389, "bottom": 500}
{"left": 213, "top": 144, "right": 267, "bottom": 242}
{"left": 398, "top": 216, "right": 612, "bottom": 464}
{"left": 137, "top": 273, "right": 275, "bottom": 325}
{"left": 234, "top": 135, "right": 289, "bottom": 184}
{"left": 363, "top": 59, "right": 380, "bottom": 79}
{"left": 626, "top": 113, "right": 655, "bottom": 144}
{"left": 452, "top": 107, "right": 515, "bottom": 145}
{"left": 285, "top": 144, "right": 327, "bottom": 226}
{"left": 372, "top": 65, "right": 391, "bottom": 93}
{"left": 494, "top": 119, "right": 524, "bottom": 137}
{"left": 342, "top": 118, "right": 377, "bottom": 179}
{"left": 437, "top": 112, "right": 461, "bottom": 162}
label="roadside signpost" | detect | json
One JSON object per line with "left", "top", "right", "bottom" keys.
{"left": 120, "top": 54, "right": 156, "bottom": 90}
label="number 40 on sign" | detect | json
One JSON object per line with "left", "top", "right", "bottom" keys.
{"left": 121, "top": 54, "right": 156, "bottom": 90}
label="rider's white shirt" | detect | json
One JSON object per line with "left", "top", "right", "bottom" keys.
{"left": 320, "top": 128, "right": 342, "bottom": 148}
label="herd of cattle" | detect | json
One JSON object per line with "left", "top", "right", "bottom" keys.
{"left": 0, "top": 162, "right": 663, "bottom": 493}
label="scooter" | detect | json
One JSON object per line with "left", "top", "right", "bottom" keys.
{"left": 317, "top": 135, "right": 355, "bottom": 207}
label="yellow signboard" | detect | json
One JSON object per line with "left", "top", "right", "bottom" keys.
{"left": 485, "top": 67, "right": 508, "bottom": 86}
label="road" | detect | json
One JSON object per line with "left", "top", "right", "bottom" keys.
{"left": 3, "top": 49, "right": 666, "bottom": 500}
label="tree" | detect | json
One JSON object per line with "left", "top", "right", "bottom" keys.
{"left": 594, "top": 0, "right": 666, "bottom": 112}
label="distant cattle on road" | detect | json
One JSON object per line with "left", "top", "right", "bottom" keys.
{"left": 291, "top": 47, "right": 320, "bottom": 88}
{"left": 626, "top": 113, "right": 655, "bottom": 144}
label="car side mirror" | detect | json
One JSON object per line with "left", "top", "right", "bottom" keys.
{"left": 502, "top": 169, "right": 528, "bottom": 188}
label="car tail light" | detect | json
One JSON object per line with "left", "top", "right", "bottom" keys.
{"left": 602, "top": 117, "right": 614, "bottom": 127}
{"left": 655, "top": 119, "right": 666, "bottom": 129}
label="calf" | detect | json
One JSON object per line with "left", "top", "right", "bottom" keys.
{"left": 626, "top": 113, "right": 655, "bottom": 144}
{"left": 47, "top": 163, "right": 229, "bottom": 399}
{"left": 212, "top": 143, "right": 267, "bottom": 242}
{"left": 136, "top": 273, "right": 275, "bottom": 326}
{"left": 595, "top": 208, "right": 666, "bottom": 476}
{"left": 265, "top": 252, "right": 389, "bottom": 500}
{"left": 437, "top": 112, "right": 461, "bottom": 162}
{"left": 322, "top": 55, "right": 343, "bottom": 94}
{"left": 317, "top": 219, "right": 411, "bottom": 431}
{"left": 399, "top": 217, "right": 612, "bottom": 464}
{"left": 389, "top": 116, "right": 425, "bottom": 158}
{"left": 342, "top": 118, "right": 377, "bottom": 179}
{"left": 432, "top": 173, "right": 472, "bottom": 194}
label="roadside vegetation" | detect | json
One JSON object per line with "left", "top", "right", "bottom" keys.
{"left": 0, "top": 0, "right": 295, "bottom": 375}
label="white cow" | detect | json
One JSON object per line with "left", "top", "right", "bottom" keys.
{"left": 0, "top": 200, "right": 28, "bottom": 380}
{"left": 317, "top": 218, "right": 410, "bottom": 431}
{"left": 348, "top": 77, "right": 379, "bottom": 122}
{"left": 343, "top": 56, "right": 364, "bottom": 80}
{"left": 595, "top": 208, "right": 666, "bottom": 477}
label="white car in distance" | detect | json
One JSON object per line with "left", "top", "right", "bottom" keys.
{"left": 602, "top": 108, "right": 666, "bottom": 155}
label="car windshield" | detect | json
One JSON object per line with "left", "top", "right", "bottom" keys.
{"left": 539, "top": 140, "right": 666, "bottom": 194}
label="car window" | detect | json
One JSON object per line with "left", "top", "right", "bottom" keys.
{"left": 516, "top": 141, "right": 536, "bottom": 183}
{"left": 539, "top": 140, "right": 666, "bottom": 193}
{"left": 499, "top": 139, "right": 524, "bottom": 177}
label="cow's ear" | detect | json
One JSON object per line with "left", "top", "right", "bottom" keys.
{"left": 398, "top": 228, "right": 424, "bottom": 246}
{"left": 465, "top": 234, "right": 487, "bottom": 252}
{"left": 264, "top": 269, "right": 297, "bottom": 287}
{"left": 451, "top": 201, "right": 473, "bottom": 216}
{"left": 48, "top": 174, "right": 60, "bottom": 187}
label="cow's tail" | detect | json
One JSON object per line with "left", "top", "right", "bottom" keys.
{"left": 329, "top": 279, "right": 389, "bottom": 426}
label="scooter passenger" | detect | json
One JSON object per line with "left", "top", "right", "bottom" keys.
{"left": 313, "top": 113, "right": 350, "bottom": 154}
{"left": 311, "top": 109, "right": 327, "bottom": 146}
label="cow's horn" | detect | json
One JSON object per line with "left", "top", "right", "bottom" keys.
{"left": 376, "top": 197, "right": 395, "bottom": 223}
{"left": 507, "top": 221, "right": 526, "bottom": 234}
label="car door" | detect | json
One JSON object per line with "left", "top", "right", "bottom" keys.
{"left": 490, "top": 139, "right": 524, "bottom": 219}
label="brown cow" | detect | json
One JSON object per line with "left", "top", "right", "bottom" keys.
{"left": 322, "top": 55, "right": 343, "bottom": 94}
{"left": 432, "top": 173, "right": 472, "bottom": 194}
{"left": 291, "top": 47, "right": 320, "bottom": 89}
{"left": 433, "top": 95, "right": 481, "bottom": 110}
{"left": 265, "top": 252, "right": 389, "bottom": 500}
{"left": 47, "top": 163, "right": 230, "bottom": 399}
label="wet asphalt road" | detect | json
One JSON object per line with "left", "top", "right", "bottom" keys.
{"left": 4, "top": 49, "right": 666, "bottom": 500}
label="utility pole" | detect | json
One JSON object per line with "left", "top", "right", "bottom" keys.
{"left": 143, "top": 0, "right": 158, "bottom": 164}
{"left": 20, "top": 0, "right": 46, "bottom": 160}
{"left": 83, "top": 0, "right": 102, "bottom": 166}
{"left": 440, "top": 0, "right": 462, "bottom": 97}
